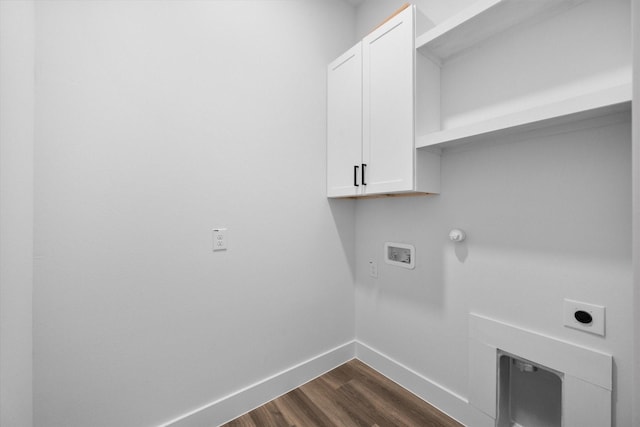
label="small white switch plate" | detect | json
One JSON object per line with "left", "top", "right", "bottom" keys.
{"left": 213, "top": 228, "right": 227, "bottom": 251}
{"left": 369, "top": 261, "right": 378, "bottom": 278}
{"left": 563, "top": 299, "right": 605, "bottom": 336}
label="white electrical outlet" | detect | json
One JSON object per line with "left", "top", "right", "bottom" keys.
{"left": 212, "top": 228, "right": 227, "bottom": 251}
{"left": 369, "top": 261, "right": 378, "bottom": 278}
{"left": 563, "top": 299, "right": 605, "bottom": 336}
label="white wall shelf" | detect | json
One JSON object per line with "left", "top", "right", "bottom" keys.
{"left": 327, "top": 5, "right": 440, "bottom": 198}
{"left": 416, "top": 0, "right": 584, "bottom": 63}
{"left": 416, "top": 83, "right": 631, "bottom": 149}
{"left": 414, "top": 0, "right": 631, "bottom": 152}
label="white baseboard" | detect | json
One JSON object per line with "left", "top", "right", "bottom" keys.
{"left": 160, "top": 340, "right": 356, "bottom": 427}
{"left": 355, "top": 341, "right": 494, "bottom": 427}
{"left": 159, "top": 339, "right": 492, "bottom": 427}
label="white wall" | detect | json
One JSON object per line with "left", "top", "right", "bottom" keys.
{"left": 354, "top": 0, "right": 634, "bottom": 425}
{"left": 33, "top": 1, "right": 356, "bottom": 426}
{"left": 356, "top": 119, "right": 633, "bottom": 425}
{"left": 0, "top": 1, "right": 35, "bottom": 426}
{"left": 23, "top": 0, "right": 639, "bottom": 426}
{"left": 633, "top": 1, "right": 640, "bottom": 424}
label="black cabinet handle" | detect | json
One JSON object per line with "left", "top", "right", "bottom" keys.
{"left": 361, "top": 163, "right": 367, "bottom": 185}
{"left": 354, "top": 165, "right": 360, "bottom": 187}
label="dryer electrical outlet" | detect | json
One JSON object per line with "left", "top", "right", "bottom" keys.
{"left": 563, "top": 299, "right": 605, "bottom": 336}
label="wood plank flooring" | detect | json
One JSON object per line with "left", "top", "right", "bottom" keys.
{"left": 221, "top": 359, "right": 464, "bottom": 427}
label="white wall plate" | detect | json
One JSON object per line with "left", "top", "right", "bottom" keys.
{"left": 563, "top": 299, "right": 605, "bottom": 336}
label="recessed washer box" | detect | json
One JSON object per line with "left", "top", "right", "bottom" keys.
{"left": 563, "top": 299, "right": 605, "bottom": 336}
{"left": 384, "top": 242, "right": 415, "bottom": 269}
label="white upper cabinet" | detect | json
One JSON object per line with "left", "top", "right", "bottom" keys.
{"left": 361, "top": 6, "right": 415, "bottom": 195}
{"left": 327, "top": 43, "right": 363, "bottom": 198}
{"left": 328, "top": 0, "right": 630, "bottom": 197}
{"left": 327, "top": 5, "right": 441, "bottom": 198}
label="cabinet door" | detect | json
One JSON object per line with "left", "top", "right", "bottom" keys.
{"left": 327, "top": 43, "right": 363, "bottom": 198}
{"left": 362, "top": 6, "right": 415, "bottom": 195}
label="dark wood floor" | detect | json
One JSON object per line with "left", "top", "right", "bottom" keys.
{"left": 221, "top": 359, "right": 464, "bottom": 427}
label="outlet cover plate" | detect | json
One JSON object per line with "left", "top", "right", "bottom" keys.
{"left": 368, "top": 261, "right": 378, "bottom": 278}
{"left": 212, "top": 228, "right": 227, "bottom": 251}
{"left": 563, "top": 299, "right": 605, "bottom": 336}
